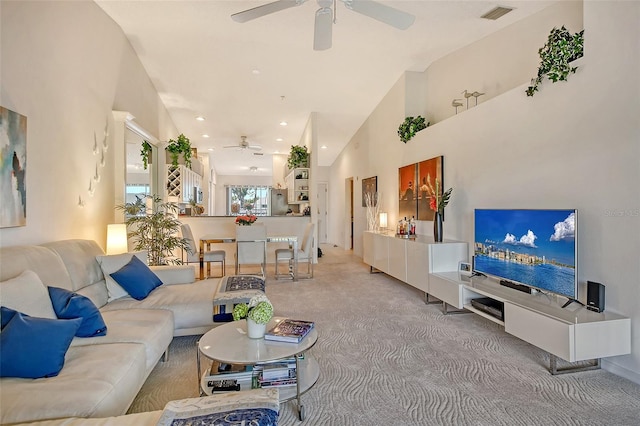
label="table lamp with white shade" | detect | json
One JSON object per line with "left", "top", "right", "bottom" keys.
{"left": 106, "top": 224, "right": 128, "bottom": 255}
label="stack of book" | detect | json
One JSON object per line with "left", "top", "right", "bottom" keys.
{"left": 205, "top": 361, "right": 255, "bottom": 393}
{"left": 264, "top": 318, "right": 315, "bottom": 343}
{"left": 205, "top": 358, "right": 299, "bottom": 392}
{"left": 253, "top": 358, "right": 297, "bottom": 388}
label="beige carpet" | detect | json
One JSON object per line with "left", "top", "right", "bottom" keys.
{"left": 128, "top": 244, "right": 640, "bottom": 425}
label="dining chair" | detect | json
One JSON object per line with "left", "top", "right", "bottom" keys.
{"left": 235, "top": 224, "right": 267, "bottom": 277}
{"left": 275, "top": 222, "right": 315, "bottom": 280}
{"left": 180, "top": 224, "right": 226, "bottom": 278}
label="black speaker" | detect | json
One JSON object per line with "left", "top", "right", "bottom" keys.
{"left": 587, "top": 281, "right": 605, "bottom": 313}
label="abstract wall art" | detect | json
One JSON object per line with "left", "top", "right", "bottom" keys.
{"left": 0, "top": 106, "right": 27, "bottom": 228}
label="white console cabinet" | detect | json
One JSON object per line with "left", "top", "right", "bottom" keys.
{"left": 429, "top": 271, "right": 631, "bottom": 374}
{"left": 362, "top": 231, "right": 468, "bottom": 295}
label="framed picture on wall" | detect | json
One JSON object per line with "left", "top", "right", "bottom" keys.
{"left": 0, "top": 106, "right": 27, "bottom": 228}
{"left": 417, "top": 156, "right": 444, "bottom": 221}
{"left": 398, "top": 163, "right": 417, "bottom": 220}
{"left": 362, "top": 176, "right": 377, "bottom": 207}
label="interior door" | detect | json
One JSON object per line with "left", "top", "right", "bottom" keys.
{"left": 316, "top": 182, "right": 328, "bottom": 243}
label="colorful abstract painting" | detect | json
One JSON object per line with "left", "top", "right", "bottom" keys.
{"left": 417, "top": 156, "right": 443, "bottom": 221}
{"left": 0, "top": 107, "right": 27, "bottom": 228}
{"left": 398, "top": 163, "right": 417, "bottom": 221}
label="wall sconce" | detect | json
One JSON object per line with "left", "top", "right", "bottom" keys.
{"left": 379, "top": 212, "right": 388, "bottom": 230}
{"left": 106, "top": 224, "right": 128, "bottom": 255}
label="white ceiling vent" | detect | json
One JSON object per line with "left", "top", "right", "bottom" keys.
{"left": 253, "top": 152, "right": 264, "bottom": 156}
{"left": 481, "top": 6, "right": 514, "bottom": 20}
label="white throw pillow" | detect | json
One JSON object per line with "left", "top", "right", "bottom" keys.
{"left": 0, "top": 270, "right": 57, "bottom": 319}
{"left": 96, "top": 252, "right": 147, "bottom": 302}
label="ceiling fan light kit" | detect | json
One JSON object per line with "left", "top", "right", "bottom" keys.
{"left": 224, "top": 136, "right": 263, "bottom": 151}
{"left": 231, "top": 0, "right": 415, "bottom": 51}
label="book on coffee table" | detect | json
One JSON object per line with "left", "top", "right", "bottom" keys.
{"left": 264, "top": 319, "right": 314, "bottom": 343}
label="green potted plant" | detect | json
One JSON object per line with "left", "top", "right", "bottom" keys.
{"left": 526, "top": 26, "right": 584, "bottom": 97}
{"left": 140, "top": 140, "right": 152, "bottom": 170}
{"left": 115, "top": 194, "right": 189, "bottom": 266}
{"left": 166, "top": 134, "right": 192, "bottom": 169}
{"left": 398, "top": 116, "right": 429, "bottom": 143}
{"left": 287, "top": 145, "right": 309, "bottom": 169}
{"left": 232, "top": 295, "right": 274, "bottom": 338}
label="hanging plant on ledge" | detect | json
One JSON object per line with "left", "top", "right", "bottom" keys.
{"left": 140, "top": 140, "right": 152, "bottom": 170}
{"left": 166, "top": 134, "right": 192, "bottom": 169}
{"left": 526, "top": 26, "right": 584, "bottom": 97}
{"left": 397, "top": 116, "right": 429, "bottom": 143}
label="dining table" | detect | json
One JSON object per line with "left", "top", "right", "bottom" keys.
{"left": 199, "top": 235, "right": 299, "bottom": 281}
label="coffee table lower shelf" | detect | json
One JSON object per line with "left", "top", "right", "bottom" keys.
{"left": 200, "top": 355, "right": 319, "bottom": 420}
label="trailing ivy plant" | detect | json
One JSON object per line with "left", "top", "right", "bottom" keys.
{"left": 140, "top": 140, "right": 152, "bottom": 170}
{"left": 398, "top": 116, "right": 429, "bottom": 143}
{"left": 287, "top": 145, "right": 309, "bottom": 169}
{"left": 115, "top": 194, "right": 189, "bottom": 266}
{"left": 526, "top": 26, "right": 584, "bottom": 97}
{"left": 166, "top": 134, "right": 192, "bottom": 169}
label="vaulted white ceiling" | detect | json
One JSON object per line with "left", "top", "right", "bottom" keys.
{"left": 96, "top": 1, "right": 555, "bottom": 176}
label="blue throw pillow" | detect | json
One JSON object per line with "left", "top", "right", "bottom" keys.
{"left": 0, "top": 310, "right": 81, "bottom": 379}
{"left": 109, "top": 255, "right": 163, "bottom": 300}
{"left": 1, "top": 306, "right": 19, "bottom": 329}
{"left": 48, "top": 287, "right": 107, "bottom": 337}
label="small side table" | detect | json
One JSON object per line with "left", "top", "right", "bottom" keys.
{"left": 197, "top": 317, "right": 319, "bottom": 421}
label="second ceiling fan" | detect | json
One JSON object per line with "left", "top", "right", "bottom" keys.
{"left": 231, "top": 0, "right": 416, "bottom": 51}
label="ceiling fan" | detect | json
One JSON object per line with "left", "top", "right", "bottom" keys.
{"left": 224, "top": 136, "right": 262, "bottom": 151}
{"left": 231, "top": 0, "right": 415, "bottom": 51}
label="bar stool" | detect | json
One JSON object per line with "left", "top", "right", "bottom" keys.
{"left": 275, "top": 223, "right": 315, "bottom": 280}
{"left": 180, "top": 224, "right": 226, "bottom": 278}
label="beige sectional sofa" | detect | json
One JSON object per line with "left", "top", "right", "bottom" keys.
{"left": 0, "top": 239, "right": 222, "bottom": 425}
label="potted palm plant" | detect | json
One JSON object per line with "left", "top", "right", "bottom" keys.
{"left": 116, "top": 194, "right": 189, "bottom": 266}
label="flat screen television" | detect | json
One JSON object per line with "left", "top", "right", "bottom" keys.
{"left": 473, "top": 209, "right": 577, "bottom": 300}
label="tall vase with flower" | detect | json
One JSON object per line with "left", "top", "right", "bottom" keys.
{"left": 232, "top": 295, "right": 274, "bottom": 339}
{"left": 235, "top": 215, "right": 257, "bottom": 226}
{"left": 425, "top": 175, "right": 453, "bottom": 242}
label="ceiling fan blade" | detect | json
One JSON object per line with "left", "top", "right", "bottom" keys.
{"left": 343, "top": 0, "right": 415, "bottom": 30}
{"left": 248, "top": 145, "right": 263, "bottom": 151}
{"left": 231, "top": 0, "right": 305, "bottom": 23}
{"left": 314, "top": 8, "right": 333, "bottom": 51}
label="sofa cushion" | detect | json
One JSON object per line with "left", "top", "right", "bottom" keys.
{"left": 103, "top": 278, "right": 220, "bottom": 336}
{"left": 0, "top": 270, "right": 57, "bottom": 319}
{"left": 110, "top": 256, "right": 163, "bottom": 300}
{"left": 70, "top": 308, "right": 174, "bottom": 374}
{"left": 48, "top": 286, "right": 107, "bottom": 337}
{"left": 96, "top": 252, "right": 147, "bottom": 301}
{"left": 8, "top": 411, "right": 163, "bottom": 426}
{"left": 0, "top": 308, "right": 81, "bottom": 379}
{"left": 0, "top": 342, "right": 148, "bottom": 424}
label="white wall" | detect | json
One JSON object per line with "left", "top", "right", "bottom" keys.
{"left": 328, "top": 1, "right": 640, "bottom": 381}
{"left": 0, "top": 0, "right": 177, "bottom": 249}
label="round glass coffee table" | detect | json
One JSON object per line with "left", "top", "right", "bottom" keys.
{"left": 197, "top": 317, "right": 319, "bottom": 421}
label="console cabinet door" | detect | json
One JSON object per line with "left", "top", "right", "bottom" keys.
{"left": 504, "top": 303, "right": 573, "bottom": 361}
{"left": 406, "top": 240, "right": 429, "bottom": 293}
{"left": 372, "top": 233, "right": 388, "bottom": 273}
{"left": 387, "top": 237, "right": 406, "bottom": 282}
{"left": 363, "top": 232, "right": 374, "bottom": 266}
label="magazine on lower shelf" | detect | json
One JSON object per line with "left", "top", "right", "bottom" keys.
{"left": 264, "top": 318, "right": 315, "bottom": 343}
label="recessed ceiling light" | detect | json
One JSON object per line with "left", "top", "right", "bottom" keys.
{"left": 279, "top": 121, "right": 287, "bottom": 126}
{"left": 195, "top": 116, "right": 205, "bottom": 121}
{"left": 274, "top": 150, "right": 280, "bottom": 154}
{"left": 276, "top": 138, "right": 283, "bottom": 142}
{"left": 252, "top": 69, "right": 261, "bottom": 75}
{"left": 208, "top": 148, "right": 214, "bottom": 151}
{"left": 202, "top": 134, "right": 209, "bottom": 138}
{"left": 321, "top": 145, "right": 328, "bottom": 149}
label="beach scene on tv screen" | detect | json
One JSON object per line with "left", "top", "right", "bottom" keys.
{"left": 474, "top": 209, "right": 576, "bottom": 297}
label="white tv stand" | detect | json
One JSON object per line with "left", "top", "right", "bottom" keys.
{"left": 429, "top": 271, "right": 631, "bottom": 374}
{"left": 361, "top": 231, "right": 631, "bottom": 375}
